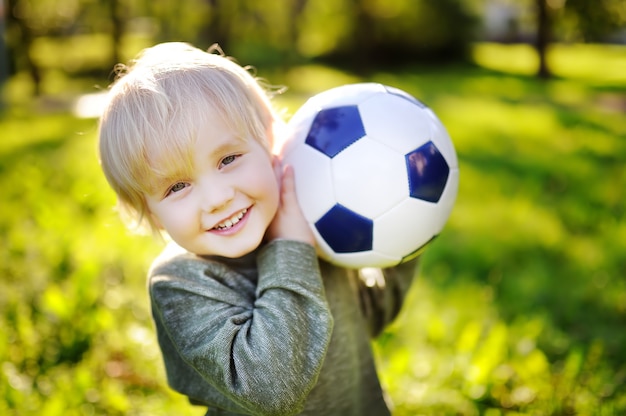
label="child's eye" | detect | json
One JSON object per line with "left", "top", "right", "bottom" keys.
{"left": 219, "top": 154, "right": 240, "bottom": 168}
{"left": 166, "top": 182, "right": 188, "bottom": 196}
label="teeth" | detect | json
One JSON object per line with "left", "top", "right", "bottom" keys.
{"left": 214, "top": 209, "right": 247, "bottom": 230}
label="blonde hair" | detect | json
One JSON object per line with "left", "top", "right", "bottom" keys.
{"left": 98, "top": 42, "right": 282, "bottom": 234}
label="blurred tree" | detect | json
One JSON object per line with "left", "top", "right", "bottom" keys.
{"left": 563, "top": 0, "right": 626, "bottom": 42}
{"left": 149, "top": 0, "right": 210, "bottom": 43}
{"left": 201, "top": 0, "right": 232, "bottom": 51}
{"left": 285, "top": 0, "right": 308, "bottom": 66}
{"left": 195, "top": 0, "right": 308, "bottom": 67}
{"left": 350, "top": 0, "right": 377, "bottom": 67}
{"left": 476, "top": 0, "right": 626, "bottom": 79}
{"left": 105, "top": 0, "right": 125, "bottom": 67}
{"left": 535, "top": 0, "right": 551, "bottom": 78}
{"left": 5, "top": 0, "right": 43, "bottom": 95}
{"left": 323, "top": 0, "right": 477, "bottom": 69}
{"left": 532, "top": 0, "right": 626, "bottom": 79}
{"left": 3, "top": 0, "right": 624, "bottom": 90}
{"left": 4, "top": 0, "right": 109, "bottom": 93}
{"left": 0, "top": 1, "right": 8, "bottom": 102}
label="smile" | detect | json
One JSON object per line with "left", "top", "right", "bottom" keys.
{"left": 213, "top": 208, "right": 248, "bottom": 230}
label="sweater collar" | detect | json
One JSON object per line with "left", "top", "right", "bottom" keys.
{"left": 200, "top": 243, "right": 263, "bottom": 281}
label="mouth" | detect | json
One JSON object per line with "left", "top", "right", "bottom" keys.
{"left": 212, "top": 208, "right": 248, "bottom": 231}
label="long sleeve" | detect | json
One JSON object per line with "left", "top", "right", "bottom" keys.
{"left": 149, "top": 240, "right": 333, "bottom": 416}
{"left": 357, "top": 257, "right": 420, "bottom": 338}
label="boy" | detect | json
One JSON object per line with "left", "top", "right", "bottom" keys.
{"left": 98, "top": 42, "right": 419, "bottom": 415}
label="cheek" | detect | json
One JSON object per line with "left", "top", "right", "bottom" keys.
{"left": 149, "top": 212, "right": 164, "bottom": 230}
{"left": 268, "top": 176, "right": 280, "bottom": 212}
{"left": 145, "top": 201, "right": 164, "bottom": 229}
{"left": 149, "top": 209, "right": 173, "bottom": 233}
{"left": 148, "top": 204, "right": 188, "bottom": 236}
{"left": 252, "top": 160, "right": 281, "bottom": 211}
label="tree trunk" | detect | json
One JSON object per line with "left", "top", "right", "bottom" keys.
{"left": 535, "top": 0, "right": 551, "bottom": 79}
{"left": 0, "top": 2, "right": 9, "bottom": 100}
{"left": 108, "top": 0, "right": 124, "bottom": 67}
{"left": 352, "top": 0, "right": 376, "bottom": 69}
{"left": 284, "top": 0, "right": 307, "bottom": 68}
{"left": 7, "top": 0, "right": 43, "bottom": 95}
{"left": 202, "top": 0, "right": 231, "bottom": 51}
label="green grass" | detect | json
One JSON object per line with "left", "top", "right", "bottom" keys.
{"left": 1, "top": 42, "right": 625, "bottom": 415}
{"left": 366, "top": 44, "right": 626, "bottom": 415}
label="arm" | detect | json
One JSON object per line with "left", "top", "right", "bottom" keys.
{"left": 150, "top": 240, "right": 333, "bottom": 416}
{"left": 357, "top": 257, "right": 421, "bottom": 338}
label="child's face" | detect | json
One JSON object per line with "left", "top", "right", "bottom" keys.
{"left": 145, "top": 115, "right": 280, "bottom": 258}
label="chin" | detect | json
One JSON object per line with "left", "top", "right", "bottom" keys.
{"left": 216, "top": 238, "right": 265, "bottom": 259}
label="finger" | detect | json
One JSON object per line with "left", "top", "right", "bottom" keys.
{"left": 281, "top": 165, "right": 297, "bottom": 202}
{"left": 271, "top": 155, "right": 283, "bottom": 183}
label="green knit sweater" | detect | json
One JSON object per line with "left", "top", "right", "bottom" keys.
{"left": 149, "top": 239, "right": 418, "bottom": 416}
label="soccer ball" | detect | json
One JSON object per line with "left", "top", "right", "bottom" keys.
{"left": 280, "top": 83, "right": 459, "bottom": 268}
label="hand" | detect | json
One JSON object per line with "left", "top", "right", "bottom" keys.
{"left": 266, "top": 160, "right": 316, "bottom": 247}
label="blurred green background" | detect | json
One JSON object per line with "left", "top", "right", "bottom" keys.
{"left": 1, "top": 0, "right": 625, "bottom": 414}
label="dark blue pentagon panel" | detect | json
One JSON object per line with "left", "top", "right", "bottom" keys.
{"left": 315, "top": 204, "right": 373, "bottom": 253}
{"left": 305, "top": 106, "right": 366, "bottom": 158}
{"left": 405, "top": 141, "right": 450, "bottom": 203}
{"left": 385, "top": 86, "right": 428, "bottom": 109}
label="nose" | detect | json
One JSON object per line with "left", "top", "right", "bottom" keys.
{"left": 199, "top": 180, "right": 235, "bottom": 213}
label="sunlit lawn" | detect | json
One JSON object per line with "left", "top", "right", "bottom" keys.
{"left": 1, "top": 42, "right": 625, "bottom": 415}
{"left": 369, "top": 43, "right": 626, "bottom": 415}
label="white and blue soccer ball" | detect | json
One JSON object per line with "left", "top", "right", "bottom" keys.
{"left": 281, "top": 83, "right": 459, "bottom": 269}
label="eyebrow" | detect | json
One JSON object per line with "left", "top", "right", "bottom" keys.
{"left": 145, "top": 133, "right": 250, "bottom": 193}
{"left": 205, "top": 134, "right": 249, "bottom": 160}
{"left": 144, "top": 154, "right": 194, "bottom": 196}
{"left": 145, "top": 175, "right": 185, "bottom": 197}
